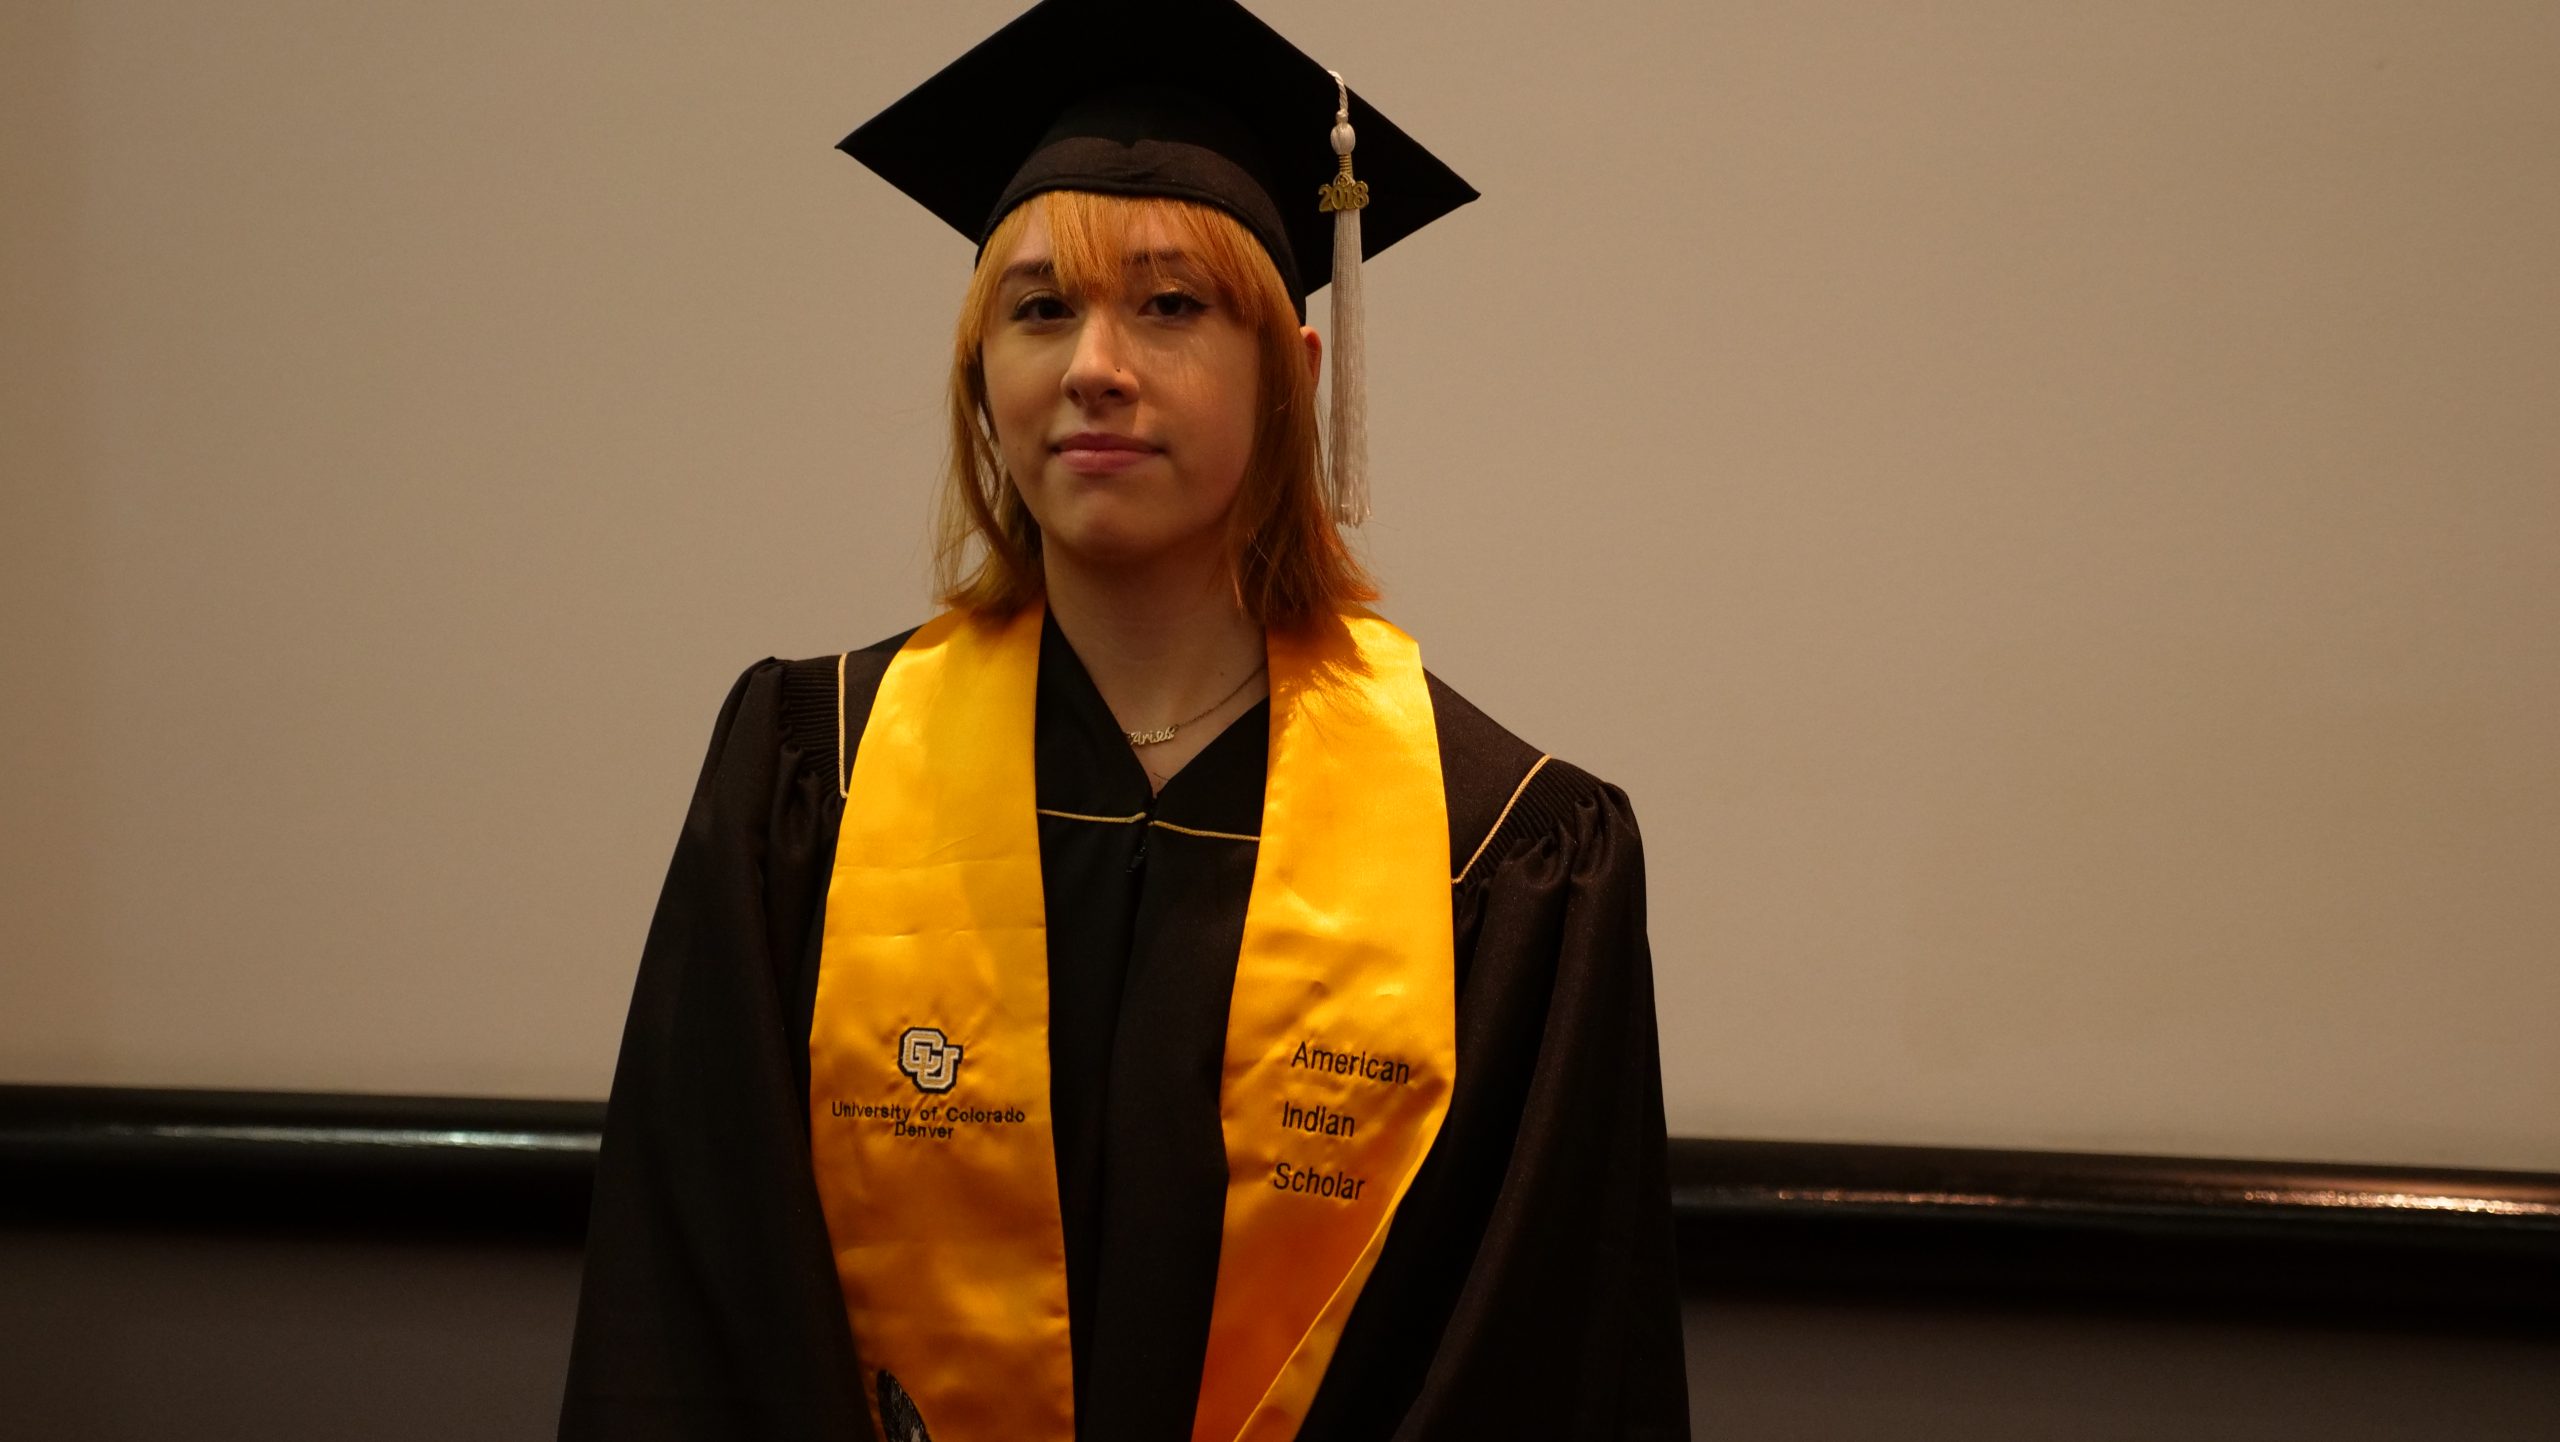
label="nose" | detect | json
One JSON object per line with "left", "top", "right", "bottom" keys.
{"left": 1061, "top": 309, "right": 1138, "bottom": 410}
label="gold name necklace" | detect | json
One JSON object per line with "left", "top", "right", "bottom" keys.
{"left": 1125, "top": 663, "right": 1267, "bottom": 747}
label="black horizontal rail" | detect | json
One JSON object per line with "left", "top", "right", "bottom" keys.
{"left": 0, "top": 1085, "right": 602, "bottom": 1238}
{"left": 1670, "top": 1137, "right": 2560, "bottom": 1328}
{"left": 6, "top": 1085, "right": 2556, "bottom": 1325}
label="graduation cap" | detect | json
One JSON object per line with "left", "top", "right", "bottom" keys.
{"left": 838, "top": 0, "right": 1479, "bottom": 525}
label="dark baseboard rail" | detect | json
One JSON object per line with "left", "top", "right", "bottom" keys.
{"left": 5, "top": 1085, "right": 2555, "bottom": 1328}
{"left": 0, "top": 1085, "right": 602, "bottom": 1237}
{"left": 1672, "top": 1136, "right": 2560, "bottom": 1328}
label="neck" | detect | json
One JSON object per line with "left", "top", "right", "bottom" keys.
{"left": 1042, "top": 542, "right": 1263, "bottom": 736}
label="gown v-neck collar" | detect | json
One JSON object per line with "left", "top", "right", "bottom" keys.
{"left": 1033, "top": 609, "right": 1270, "bottom": 839}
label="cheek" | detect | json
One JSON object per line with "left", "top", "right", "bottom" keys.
{"left": 1182, "top": 338, "right": 1266, "bottom": 495}
{"left": 980, "top": 344, "right": 1054, "bottom": 458}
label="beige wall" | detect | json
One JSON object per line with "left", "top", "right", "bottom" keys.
{"left": 5, "top": 1, "right": 2555, "bottom": 1169}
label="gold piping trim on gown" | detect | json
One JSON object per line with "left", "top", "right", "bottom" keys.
{"left": 1147, "top": 818, "right": 1260, "bottom": 843}
{"left": 1035, "top": 807, "right": 1150, "bottom": 826}
{"left": 1032, "top": 811, "right": 1267, "bottom": 846}
{"left": 1454, "top": 754, "right": 1552, "bottom": 885}
{"left": 835, "top": 651, "right": 852, "bottom": 800}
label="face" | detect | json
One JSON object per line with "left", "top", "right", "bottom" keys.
{"left": 980, "top": 207, "right": 1264, "bottom": 576}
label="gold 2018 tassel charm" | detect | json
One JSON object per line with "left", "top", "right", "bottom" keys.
{"left": 1318, "top": 153, "right": 1369, "bottom": 216}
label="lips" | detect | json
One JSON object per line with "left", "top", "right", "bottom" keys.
{"left": 1053, "top": 431, "right": 1158, "bottom": 454}
{"left": 1052, "top": 431, "right": 1162, "bottom": 476}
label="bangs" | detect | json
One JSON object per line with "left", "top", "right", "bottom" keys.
{"left": 978, "top": 190, "right": 1282, "bottom": 319}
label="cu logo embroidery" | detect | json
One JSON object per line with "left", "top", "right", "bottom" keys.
{"left": 897, "top": 1026, "right": 964, "bottom": 1093}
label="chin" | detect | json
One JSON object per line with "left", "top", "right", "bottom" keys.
{"left": 1038, "top": 503, "right": 1221, "bottom": 575}
{"left": 1023, "top": 463, "right": 1239, "bottom": 576}
{"left": 1043, "top": 518, "right": 1184, "bottom": 569}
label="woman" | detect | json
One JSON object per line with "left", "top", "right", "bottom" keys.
{"left": 562, "top": 2, "right": 1685, "bottom": 1438}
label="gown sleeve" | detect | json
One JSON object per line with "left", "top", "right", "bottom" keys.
{"left": 559, "top": 660, "right": 871, "bottom": 1441}
{"left": 1301, "top": 765, "right": 1691, "bottom": 1441}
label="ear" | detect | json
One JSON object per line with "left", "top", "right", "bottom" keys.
{"left": 1299, "top": 325, "right": 1323, "bottom": 386}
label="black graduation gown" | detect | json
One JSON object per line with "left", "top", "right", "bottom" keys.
{"left": 561, "top": 615, "right": 1689, "bottom": 1441}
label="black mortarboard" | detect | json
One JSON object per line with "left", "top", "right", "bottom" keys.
{"left": 839, "top": 0, "right": 1475, "bottom": 312}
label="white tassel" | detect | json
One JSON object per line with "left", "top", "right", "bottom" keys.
{"left": 1320, "top": 71, "right": 1371, "bottom": 527}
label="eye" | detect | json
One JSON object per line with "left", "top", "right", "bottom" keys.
{"left": 1142, "top": 288, "right": 1207, "bottom": 319}
{"left": 1010, "top": 292, "right": 1072, "bottom": 323}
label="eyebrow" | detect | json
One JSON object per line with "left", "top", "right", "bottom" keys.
{"left": 998, "top": 250, "right": 1201, "bottom": 288}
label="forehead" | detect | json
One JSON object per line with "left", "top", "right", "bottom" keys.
{"left": 994, "top": 205, "right": 1200, "bottom": 280}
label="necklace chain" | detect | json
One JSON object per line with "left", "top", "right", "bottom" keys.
{"left": 1126, "top": 664, "right": 1266, "bottom": 747}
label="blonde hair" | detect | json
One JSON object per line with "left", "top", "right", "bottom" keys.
{"left": 932, "top": 189, "right": 1375, "bottom": 628}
